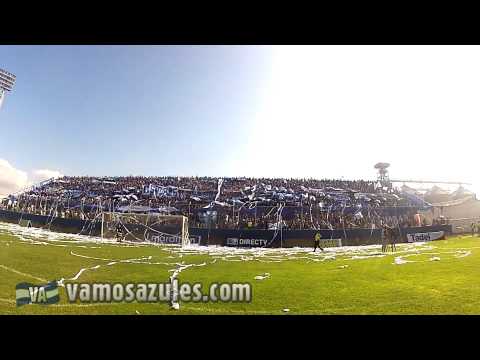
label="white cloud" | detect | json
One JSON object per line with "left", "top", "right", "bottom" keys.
{"left": 0, "top": 158, "right": 62, "bottom": 198}
{"left": 0, "top": 159, "right": 28, "bottom": 197}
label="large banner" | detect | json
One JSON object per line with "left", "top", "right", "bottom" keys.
{"left": 407, "top": 231, "right": 445, "bottom": 243}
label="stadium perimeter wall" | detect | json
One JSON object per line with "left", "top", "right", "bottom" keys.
{"left": 0, "top": 210, "right": 452, "bottom": 248}
{"left": 189, "top": 226, "right": 451, "bottom": 247}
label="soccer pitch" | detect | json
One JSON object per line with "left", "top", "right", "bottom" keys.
{"left": 1, "top": 222, "right": 479, "bottom": 315}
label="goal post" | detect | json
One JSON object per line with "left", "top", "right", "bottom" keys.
{"left": 101, "top": 212, "right": 192, "bottom": 246}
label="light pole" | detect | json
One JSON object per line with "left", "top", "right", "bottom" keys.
{"left": 0, "top": 68, "right": 16, "bottom": 110}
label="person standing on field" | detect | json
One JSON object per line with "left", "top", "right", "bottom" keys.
{"left": 381, "top": 223, "right": 390, "bottom": 253}
{"left": 390, "top": 226, "right": 398, "bottom": 252}
{"left": 313, "top": 232, "right": 324, "bottom": 252}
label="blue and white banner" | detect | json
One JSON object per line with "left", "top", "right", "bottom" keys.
{"left": 143, "top": 184, "right": 178, "bottom": 198}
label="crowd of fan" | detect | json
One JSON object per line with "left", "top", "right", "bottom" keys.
{"left": 0, "top": 176, "right": 434, "bottom": 230}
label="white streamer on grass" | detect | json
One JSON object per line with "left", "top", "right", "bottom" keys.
{"left": 1, "top": 220, "right": 477, "bottom": 312}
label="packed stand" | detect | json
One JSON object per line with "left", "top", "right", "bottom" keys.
{"left": 0, "top": 176, "right": 434, "bottom": 230}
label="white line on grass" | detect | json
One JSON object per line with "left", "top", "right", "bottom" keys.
{"left": 0, "top": 264, "right": 48, "bottom": 283}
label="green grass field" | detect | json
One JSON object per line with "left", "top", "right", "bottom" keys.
{"left": 1, "top": 222, "right": 479, "bottom": 315}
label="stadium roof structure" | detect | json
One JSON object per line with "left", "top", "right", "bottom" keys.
{"left": 451, "top": 185, "right": 474, "bottom": 199}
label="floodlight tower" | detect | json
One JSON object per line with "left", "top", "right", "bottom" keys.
{"left": 374, "top": 162, "right": 391, "bottom": 189}
{"left": 0, "top": 68, "right": 16, "bottom": 110}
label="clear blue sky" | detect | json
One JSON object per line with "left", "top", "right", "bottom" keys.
{"left": 1, "top": 46, "right": 479, "bottom": 194}
{"left": 0, "top": 45, "right": 273, "bottom": 177}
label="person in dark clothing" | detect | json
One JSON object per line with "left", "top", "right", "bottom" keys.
{"left": 390, "top": 227, "right": 398, "bottom": 252}
{"left": 381, "top": 224, "right": 390, "bottom": 253}
{"left": 115, "top": 222, "right": 124, "bottom": 243}
{"left": 313, "top": 232, "right": 324, "bottom": 252}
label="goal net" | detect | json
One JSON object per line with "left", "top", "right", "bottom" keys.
{"left": 101, "top": 212, "right": 192, "bottom": 246}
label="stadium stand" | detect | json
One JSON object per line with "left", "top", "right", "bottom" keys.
{"left": 0, "top": 176, "right": 435, "bottom": 231}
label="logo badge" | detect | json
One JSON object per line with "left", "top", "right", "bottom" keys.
{"left": 16, "top": 281, "right": 60, "bottom": 307}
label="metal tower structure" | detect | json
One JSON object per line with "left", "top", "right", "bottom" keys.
{"left": 374, "top": 162, "right": 390, "bottom": 188}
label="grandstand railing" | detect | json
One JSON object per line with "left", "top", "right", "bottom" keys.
{"left": 10, "top": 177, "right": 57, "bottom": 197}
